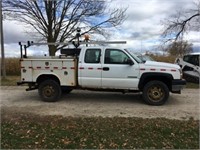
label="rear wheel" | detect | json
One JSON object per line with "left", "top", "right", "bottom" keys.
{"left": 38, "top": 79, "right": 61, "bottom": 102}
{"left": 142, "top": 80, "right": 169, "bottom": 106}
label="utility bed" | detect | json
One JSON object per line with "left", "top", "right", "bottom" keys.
{"left": 20, "top": 57, "right": 77, "bottom": 86}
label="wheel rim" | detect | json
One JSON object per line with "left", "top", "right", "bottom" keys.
{"left": 147, "top": 85, "right": 165, "bottom": 102}
{"left": 42, "top": 85, "right": 55, "bottom": 98}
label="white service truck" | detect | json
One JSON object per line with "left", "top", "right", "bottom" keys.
{"left": 17, "top": 40, "right": 186, "bottom": 106}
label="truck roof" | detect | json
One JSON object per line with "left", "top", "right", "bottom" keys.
{"left": 186, "top": 52, "right": 200, "bottom": 55}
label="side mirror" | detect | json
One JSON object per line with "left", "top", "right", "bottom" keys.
{"left": 127, "top": 58, "right": 134, "bottom": 65}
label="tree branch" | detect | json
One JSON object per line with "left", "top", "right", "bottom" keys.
{"left": 3, "top": 0, "right": 127, "bottom": 56}
{"left": 162, "top": 1, "right": 200, "bottom": 42}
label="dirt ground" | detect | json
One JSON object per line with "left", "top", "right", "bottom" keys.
{"left": 0, "top": 86, "right": 199, "bottom": 120}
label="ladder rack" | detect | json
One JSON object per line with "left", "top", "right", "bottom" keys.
{"left": 18, "top": 27, "right": 127, "bottom": 58}
{"left": 19, "top": 40, "right": 126, "bottom": 58}
{"left": 28, "top": 40, "right": 126, "bottom": 46}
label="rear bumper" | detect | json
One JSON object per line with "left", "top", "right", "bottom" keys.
{"left": 17, "top": 81, "right": 33, "bottom": 85}
{"left": 17, "top": 81, "right": 38, "bottom": 91}
{"left": 171, "top": 79, "right": 186, "bottom": 94}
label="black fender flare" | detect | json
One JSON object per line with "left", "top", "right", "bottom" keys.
{"left": 138, "top": 72, "right": 173, "bottom": 90}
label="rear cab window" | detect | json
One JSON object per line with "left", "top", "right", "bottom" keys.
{"left": 84, "top": 49, "right": 101, "bottom": 63}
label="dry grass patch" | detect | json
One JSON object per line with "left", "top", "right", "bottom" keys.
{"left": 1, "top": 111, "right": 199, "bottom": 149}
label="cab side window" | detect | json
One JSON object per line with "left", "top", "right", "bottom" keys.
{"left": 84, "top": 49, "right": 101, "bottom": 63}
{"left": 104, "top": 49, "right": 129, "bottom": 64}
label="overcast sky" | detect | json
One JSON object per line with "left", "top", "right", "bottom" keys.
{"left": 2, "top": 0, "right": 200, "bottom": 57}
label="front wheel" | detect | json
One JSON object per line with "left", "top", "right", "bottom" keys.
{"left": 142, "top": 81, "right": 169, "bottom": 106}
{"left": 38, "top": 80, "right": 61, "bottom": 102}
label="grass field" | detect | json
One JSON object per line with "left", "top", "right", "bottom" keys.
{"left": 1, "top": 58, "right": 20, "bottom": 76}
{"left": 0, "top": 76, "right": 20, "bottom": 86}
{"left": 1, "top": 111, "right": 199, "bottom": 149}
{"left": 151, "top": 55, "right": 176, "bottom": 63}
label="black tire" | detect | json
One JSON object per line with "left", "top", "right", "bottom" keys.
{"left": 142, "top": 80, "right": 169, "bottom": 106}
{"left": 38, "top": 79, "right": 61, "bottom": 102}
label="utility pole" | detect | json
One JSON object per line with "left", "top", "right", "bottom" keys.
{"left": 0, "top": 0, "right": 6, "bottom": 78}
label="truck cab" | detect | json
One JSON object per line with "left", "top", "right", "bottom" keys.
{"left": 78, "top": 47, "right": 140, "bottom": 89}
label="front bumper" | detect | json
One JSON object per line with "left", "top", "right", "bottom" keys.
{"left": 171, "top": 79, "right": 186, "bottom": 94}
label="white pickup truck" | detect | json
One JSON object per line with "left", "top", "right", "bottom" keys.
{"left": 17, "top": 41, "right": 186, "bottom": 105}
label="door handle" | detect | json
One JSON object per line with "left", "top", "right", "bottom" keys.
{"left": 103, "top": 67, "right": 109, "bottom": 71}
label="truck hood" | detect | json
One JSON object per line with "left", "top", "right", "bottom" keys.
{"left": 144, "top": 61, "right": 180, "bottom": 69}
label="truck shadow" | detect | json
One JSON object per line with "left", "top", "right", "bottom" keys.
{"left": 61, "top": 90, "right": 144, "bottom": 104}
{"left": 61, "top": 90, "right": 182, "bottom": 106}
{"left": 166, "top": 94, "right": 182, "bottom": 106}
{"left": 20, "top": 90, "right": 181, "bottom": 106}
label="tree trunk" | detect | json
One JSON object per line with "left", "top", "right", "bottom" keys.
{"left": 48, "top": 45, "right": 57, "bottom": 56}
{"left": 0, "top": 1, "right": 6, "bottom": 78}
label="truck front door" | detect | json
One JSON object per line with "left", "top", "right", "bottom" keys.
{"left": 101, "top": 49, "right": 140, "bottom": 89}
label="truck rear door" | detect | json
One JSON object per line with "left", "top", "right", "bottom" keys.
{"left": 78, "top": 48, "right": 102, "bottom": 88}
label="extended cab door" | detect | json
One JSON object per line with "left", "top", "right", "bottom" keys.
{"left": 101, "top": 48, "right": 140, "bottom": 89}
{"left": 78, "top": 48, "right": 102, "bottom": 88}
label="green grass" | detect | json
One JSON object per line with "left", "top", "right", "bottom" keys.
{"left": 0, "top": 58, "right": 20, "bottom": 76}
{"left": 0, "top": 76, "right": 20, "bottom": 86}
{"left": 1, "top": 112, "right": 199, "bottom": 149}
{"left": 186, "top": 82, "right": 199, "bottom": 89}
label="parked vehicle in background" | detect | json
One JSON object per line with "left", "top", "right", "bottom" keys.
{"left": 175, "top": 53, "right": 200, "bottom": 83}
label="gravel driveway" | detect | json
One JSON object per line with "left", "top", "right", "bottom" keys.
{"left": 1, "top": 86, "right": 199, "bottom": 120}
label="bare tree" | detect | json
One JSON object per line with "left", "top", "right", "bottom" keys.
{"left": 161, "top": 1, "right": 200, "bottom": 42}
{"left": 3, "top": 0, "right": 127, "bottom": 56}
{"left": 166, "top": 40, "right": 193, "bottom": 57}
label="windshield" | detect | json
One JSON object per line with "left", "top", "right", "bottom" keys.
{"left": 137, "top": 55, "right": 154, "bottom": 61}
{"left": 125, "top": 49, "right": 143, "bottom": 63}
